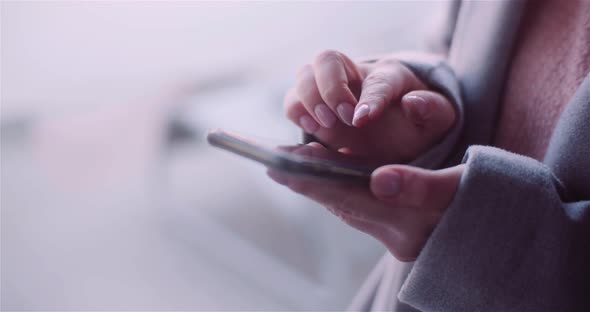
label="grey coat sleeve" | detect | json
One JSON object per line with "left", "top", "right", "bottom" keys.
{"left": 398, "top": 145, "right": 590, "bottom": 311}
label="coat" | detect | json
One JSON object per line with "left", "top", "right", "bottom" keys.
{"left": 348, "top": 1, "right": 590, "bottom": 310}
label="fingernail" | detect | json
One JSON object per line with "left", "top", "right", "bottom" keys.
{"left": 406, "top": 95, "right": 429, "bottom": 118}
{"left": 336, "top": 102, "right": 354, "bottom": 126}
{"left": 373, "top": 170, "right": 401, "bottom": 197}
{"left": 299, "top": 115, "right": 319, "bottom": 133}
{"left": 352, "top": 104, "right": 370, "bottom": 126}
{"left": 336, "top": 103, "right": 354, "bottom": 126}
{"left": 314, "top": 104, "right": 336, "bottom": 128}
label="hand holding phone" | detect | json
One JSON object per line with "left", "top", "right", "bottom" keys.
{"left": 207, "top": 129, "right": 376, "bottom": 185}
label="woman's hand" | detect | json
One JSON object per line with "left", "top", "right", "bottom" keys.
{"left": 285, "top": 50, "right": 456, "bottom": 164}
{"left": 267, "top": 143, "right": 464, "bottom": 261}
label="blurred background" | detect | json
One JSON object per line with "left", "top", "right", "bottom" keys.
{"left": 1, "top": 1, "right": 447, "bottom": 310}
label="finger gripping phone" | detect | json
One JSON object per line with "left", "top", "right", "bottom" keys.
{"left": 206, "top": 129, "right": 373, "bottom": 185}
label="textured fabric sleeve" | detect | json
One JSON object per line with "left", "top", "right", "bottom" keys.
{"left": 398, "top": 145, "right": 590, "bottom": 311}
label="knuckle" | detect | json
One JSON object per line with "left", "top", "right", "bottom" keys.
{"left": 332, "top": 196, "right": 365, "bottom": 220}
{"left": 375, "top": 59, "right": 409, "bottom": 72}
{"left": 296, "top": 64, "right": 313, "bottom": 78}
{"left": 315, "top": 49, "right": 343, "bottom": 65}
{"left": 363, "top": 71, "right": 392, "bottom": 90}
{"left": 372, "top": 59, "right": 418, "bottom": 89}
{"left": 377, "top": 58, "right": 411, "bottom": 78}
{"left": 297, "top": 86, "right": 318, "bottom": 104}
{"left": 320, "top": 82, "right": 347, "bottom": 103}
{"left": 375, "top": 57, "right": 402, "bottom": 68}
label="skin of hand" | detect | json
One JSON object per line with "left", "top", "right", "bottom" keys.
{"left": 267, "top": 143, "right": 465, "bottom": 261}
{"left": 284, "top": 50, "right": 456, "bottom": 164}
{"left": 275, "top": 50, "right": 462, "bottom": 260}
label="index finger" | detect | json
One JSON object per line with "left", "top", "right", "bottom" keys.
{"left": 267, "top": 167, "right": 400, "bottom": 224}
{"left": 353, "top": 60, "right": 426, "bottom": 127}
{"left": 313, "top": 50, "right": 363, "bottom": 126}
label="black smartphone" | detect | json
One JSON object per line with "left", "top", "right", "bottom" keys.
{"left": 206, "top": 129, "right": 374, "bottom": 185}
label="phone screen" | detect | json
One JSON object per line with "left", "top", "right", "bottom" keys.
{"left": 207, "top": 129, "right": 374, "bottom": 184}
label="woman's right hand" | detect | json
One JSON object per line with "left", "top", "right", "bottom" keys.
{"left": 267, "top": 143, "right": 465, "bottom": 261}
{"left": 284, "top": 50, "right": 456, "bottom": 164}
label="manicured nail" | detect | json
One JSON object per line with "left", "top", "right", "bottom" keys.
{"left": 314, "top": 104, "right": 336, "bottom": 128}
{"left": 336, "top": 102, "right": 354, "bottom": 126}
{"left": 352, "top": 104, "right": 370, "bottom": 126}
{"left": 373, "top": 170, "right": 401, "bottom": 197}
{"left": 299, "top": 115, "right": 319, "bottom": 133}
{"left": 406, "top": 95, "right": 429, "bottom": 118}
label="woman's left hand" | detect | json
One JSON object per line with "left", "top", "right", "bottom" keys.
{"left": 267, "top": 143, "right": 464, "bottom": 261}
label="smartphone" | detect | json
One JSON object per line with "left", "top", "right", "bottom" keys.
{"left": 206, "top": 129, "right": 374, "bottom": 185}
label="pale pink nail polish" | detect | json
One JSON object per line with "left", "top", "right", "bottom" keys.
{"left": 336, "top": 102, "right": 354, "bottom": 126}
{"left": 299, "top": 115, "right": 319, "bottom": 133}
{"left": 314, "top": 104, "right": 336, "bottom": 128}
{"left": 352, "top": 104, "right": 370, "bottom": 126}
{"left": 406, "top": 95, "right": 429, "bottom": 117}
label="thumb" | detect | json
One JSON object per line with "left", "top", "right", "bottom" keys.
{"left": 400, "top": 90, "right": 457, "bottom": 140}
{"left": 370, "top": 164, "right": 464, "bottom": 211}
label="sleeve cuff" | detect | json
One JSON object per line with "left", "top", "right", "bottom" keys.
{"left": 398, "top": 145, "right": 571, "bottom": 311}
